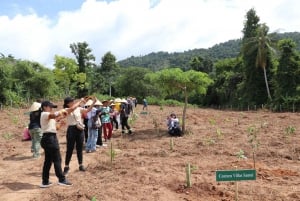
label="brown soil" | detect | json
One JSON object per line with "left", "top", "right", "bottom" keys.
{"left": 0, "top": 104, "right": 299, "bottom": 201}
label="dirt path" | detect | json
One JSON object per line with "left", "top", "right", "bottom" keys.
{"left": 0, "top": 105, "right": 299, "bottom": 201}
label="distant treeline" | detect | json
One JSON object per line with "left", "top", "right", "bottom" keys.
{"left": 0, "top": 9, "right": 299, "bottom": 112}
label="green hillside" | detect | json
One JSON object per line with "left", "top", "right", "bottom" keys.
{"left": 118, "top": 32, "right": 300, "bottom": 70}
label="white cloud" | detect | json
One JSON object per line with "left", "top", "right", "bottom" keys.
{"left": 0, "top": 0, "right": 299, "bottom": 68}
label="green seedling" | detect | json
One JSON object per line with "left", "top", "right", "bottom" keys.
{"left": 185, "top": 163, "right": 197, "bottom": 188}
{"left": 236, "top": 149, "right": 247, "bottom": 160}
{"left": 91, "top": 197, "right": 97, "bottom": 201}
{"left": 107, "top": 141, "right": 116, "bottom": 165}
{"left": 159, "top": 105, "right": 164, "bottom": 111}
{"left": 216, "top": 128, "right": 223, "bottom": 139}
{"left": 247, "top": 126, "right": 260, "bottom": 168}
{"left": 8, "top": 111, "right": 19, "bottom": 124}
{"left": 209, "top": 118, "right": 216, "bottom": 125}
{"left": 170, "top": 138, "right": 174, "bottom": 151}
{"left": 3, "top": 133, "right": 14, "bottom": 140}
{"left": 152, "top": 117, "right": 160, "bottom": 134}
{"left": 284, "top": 125, "right": 296, "bottom": 137}
{"left": 128, "top": 113, "right": 138, "bottom": 125}
{"left": 204, "top": 137, "right": 216, "bottom": 146}
{"left": 260, "top": 121, "right": 268, "bottom": 128}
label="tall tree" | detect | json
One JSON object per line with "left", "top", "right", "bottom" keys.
{"left": 70, "top": 42, "right": 95, "bottom": 97}
{"left": 100, "top": 52, "right": 119, "bottom": 96}
{"left": 114, "top": 67, "right": 154, "bottom": 99}
{"left": 53, "top": 55, "right": 79, "bottom": 96}
{"left": 273, "top": 39, "right": 300, "bottom": 107}
{"left": 240, "top": 8, "right": 272, "bottom": 105}
{"left": 147, "top": 68, "right": 213, "bottom": 134}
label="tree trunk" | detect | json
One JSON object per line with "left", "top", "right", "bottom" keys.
{"left": 182, "top": 86, "right": 187, "bottom": 134}
{"left": 263, "top": 67, "right": 272, "bottom": 100}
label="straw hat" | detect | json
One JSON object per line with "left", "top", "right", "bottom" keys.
{"left": 84, "top": 99, "right": 93, "bottom": 107}
{"left": 120, "top": 99, "right": 128, "bottom": 103}
{"left": 29, "top": 102, "right": 41, "bottom": 112}
{"left": 94, "top": 99, "right": 103, "bottom": 106}
{"left": 114, "top": 98, "right": 122, "bottom": 103}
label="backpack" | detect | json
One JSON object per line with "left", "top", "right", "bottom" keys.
{"left": 91, "top": 115, "right": 101, "bottom": 129}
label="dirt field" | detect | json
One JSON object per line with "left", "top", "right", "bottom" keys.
{"left": 0, "top": 103, "right": 299, "bottom": 201}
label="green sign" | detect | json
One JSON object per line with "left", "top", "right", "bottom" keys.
{"left": 216, "top": 169, "right": 256, "bottom": 182}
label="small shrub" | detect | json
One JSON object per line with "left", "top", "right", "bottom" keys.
{"left": 236, "top": 149, "right": 247, "bottom": 160}
{"left": 284, "top": 125, "right": 296, "bottom": 137}
{"left": 3, "top": 133, "right": 15, "bottom": 140}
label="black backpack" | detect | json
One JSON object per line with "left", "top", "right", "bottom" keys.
{"left": 91, "top": 115, "right": 101, "bottom": 129}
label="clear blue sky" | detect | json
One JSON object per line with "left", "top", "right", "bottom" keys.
{"left": 0, "top": 0, "right": 87, "bottom": 18}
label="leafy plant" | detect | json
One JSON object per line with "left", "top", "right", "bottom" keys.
{"left": 284, "top": 125, "right": 296, "bottom": 137}
{"left": 236, "top": 149, "right": 247, "bottom": 160}
{"left": 91, "top": 197, "right": 97, "bottom": 201}
{"left": 247, "top": 126, "right": 260, "bottom": 168}
{"left": 2, "top": 133, "right": 14, "bottom": 140}
{"left": 209, "top": 118, "right": 216, "bottom": 125}
{"left": 7, "top": 111, "right": 19, "bottom": 124}
{"left": 203, "top": 137, "right": 216, "bottom": 146}
{"left": 128, "top": 112, "right": 138, "bottom": 125}
{"left": 216, "top": 128, "right": 223, "bottom": 139}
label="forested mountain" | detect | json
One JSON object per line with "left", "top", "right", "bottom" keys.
{"left": 118, "top": 32, "right": 300, "bottom": 70}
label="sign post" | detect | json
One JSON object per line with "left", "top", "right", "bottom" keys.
{"left": 216, "top": 169, "right": 256, "bottom": 201}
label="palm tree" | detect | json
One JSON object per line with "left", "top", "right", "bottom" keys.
{"left": 244, "top": 23, "right": 276, "bottom": 100}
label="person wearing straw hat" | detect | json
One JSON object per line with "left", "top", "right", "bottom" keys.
{"left": 120, "top": 99, "right": 132, "bottom": 134}
{"left": 114, "top": 98, "right": 122, "bottom": 126}
{"left": 28, "top": 101, "right": 42, "bottom": 158}
{"left": 85, "top": 99, "right": 103, "bottom": 152}
{"left": 110, "top": 102, "right": 119, "bottom": 131}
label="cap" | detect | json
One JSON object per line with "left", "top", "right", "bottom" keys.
{"left": 41, "top": 101, "right": 57, "bottom": 108}
{"left": 63, "top": 97, "right": 75, "bottom": 108}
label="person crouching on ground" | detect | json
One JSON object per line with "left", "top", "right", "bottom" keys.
{"left": 63, "top": 96, "right": 96, "bottom": 176}
{"left": 39, "top": 99, "right": 82, "bottom": 188}
{"left": 167, "top": 112, "right": 182, "bottom": 136}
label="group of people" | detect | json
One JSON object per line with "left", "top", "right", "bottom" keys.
{"left": 26, "top": 95, "right": 182, "bottom": 188}
{"left": 27, "top": 96, "right": 136, "bottom": 188}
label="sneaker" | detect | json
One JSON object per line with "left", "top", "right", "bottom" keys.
{"left": 58, "top": 180, "right": 73, "bottom": 186}
{"left": 40, "top": 181, "right": 53, "bottom": 188}
{"left": 102, "top": 144, "right": 108, "bottom": 147}
{"left": 96, "top": 145, "right": 101, "bottom": 148}
{"left": 86, "top": 150, "right": 92, "bottom": 153}
{"left": 79, "top": 165, "right": 86, "bottom": 172}
{"left": 63, "top": 167, "right": 69, "bottom": 176}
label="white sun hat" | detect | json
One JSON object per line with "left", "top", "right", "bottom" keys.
{"left": 29, "top": 102, "right": 41, "bottom": 112}
{"left": 114, "top": 98, "right": 122, "bottom": 103}
{"left": 84, "top": 99, "right": 93, "bottom": 107}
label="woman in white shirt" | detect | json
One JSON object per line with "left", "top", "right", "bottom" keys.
{"left": 40, "top": 99, "right": 84, "bottom": 188}
{"left": 63, "top": 96, "right": 96, "bottom": 175}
